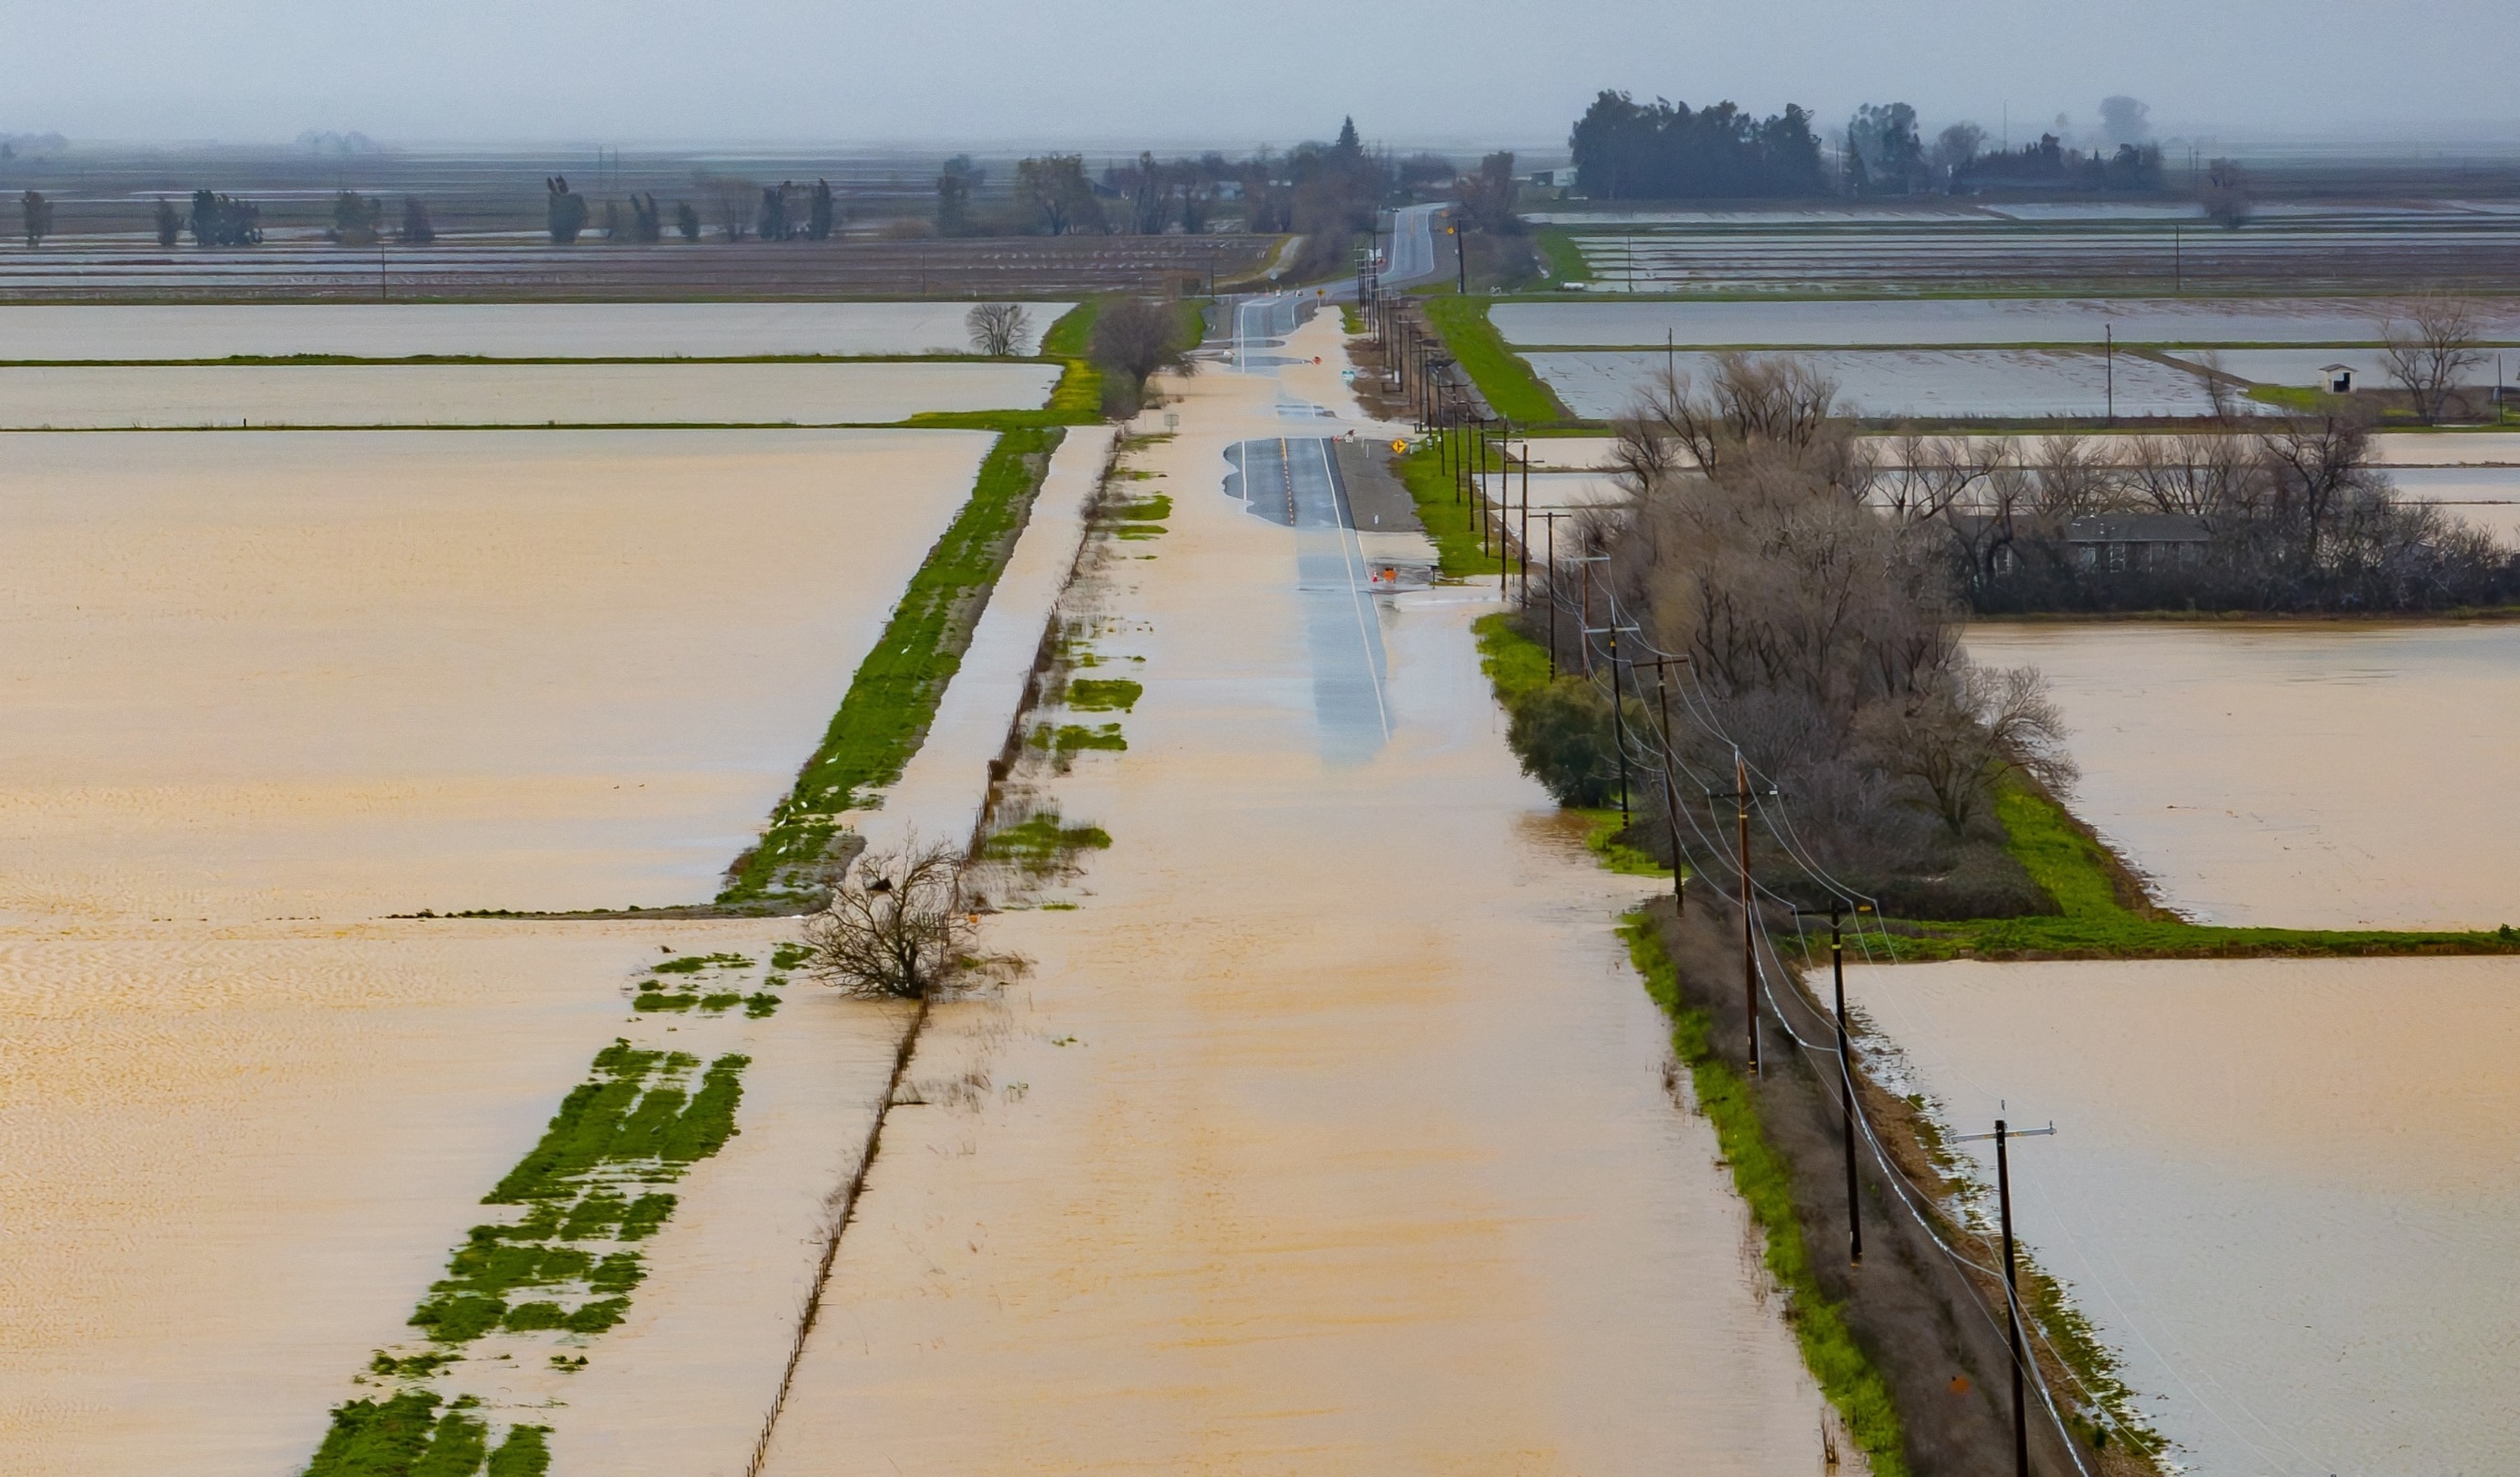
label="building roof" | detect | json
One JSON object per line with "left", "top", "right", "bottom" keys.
{"left": 2066, "top": 513, "right": 2212, "bottom": 543}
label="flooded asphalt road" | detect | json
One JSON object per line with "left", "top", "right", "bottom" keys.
{"left": 756, "top": 315, "right": 1831, "bottom": 1475}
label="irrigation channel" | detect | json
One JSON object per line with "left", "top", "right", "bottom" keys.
{"left": 752, "top": 309, "right": 1834, "bottom": 1471}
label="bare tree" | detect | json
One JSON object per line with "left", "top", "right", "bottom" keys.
{"left": 966, "top": 302, "right": 1031, "bottom": 357}
{"left": 397, "top": 196, "right": 435, "bottom": 245}
{"left": 801, "top": 838, "right": 970, "bottom": 999}
{"left": 1866, "top": 667, "right": 2076, "bottom": 837}
{"left": 2201, "top": 157, "right": 2251, "bottom": 230}
{"left": 1089, "top": 297, "right": 1195, "bottom": 413}
{"left": 2193, "top": 349, "right": 2239, "bottom": 423}
{"left": 2380, "top": 297, "right": 2486, "bottom": 426}
{"left": 21, "top": 189, "right": 53, "bottom": 248}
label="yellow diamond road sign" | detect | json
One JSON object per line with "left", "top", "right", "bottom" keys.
{"left": 1390, "top": 438, "right": 1408, "bottom": 454}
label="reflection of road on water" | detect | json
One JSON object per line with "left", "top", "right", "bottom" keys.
{"left": 1224, "top": 435, "right": 1390, "bottom": 762}
{"left": 758, "top": 307, "right": 1829, "bottom": 1475}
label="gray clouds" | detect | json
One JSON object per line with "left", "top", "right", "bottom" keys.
{"left": 8, "top": 0, "right": 2515, "bottom": 147}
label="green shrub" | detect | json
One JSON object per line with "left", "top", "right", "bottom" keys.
{"left": 1503, "top": 677, "right": 1628, "bottom": 807}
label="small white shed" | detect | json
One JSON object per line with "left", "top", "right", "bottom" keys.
{"left": 2320, "top": 363, "right": 2356, "bottom": 394}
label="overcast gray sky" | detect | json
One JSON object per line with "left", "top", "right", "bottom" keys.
{"left": 11, "top": 0, "right": 2517, "bottom": 149}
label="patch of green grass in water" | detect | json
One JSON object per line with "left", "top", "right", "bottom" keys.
{"left": 1473, "top": 612, "right": 1550, "bottom": 702}
{"left": 698, "top": 991, "right": 742, "bottom": 1013}
{"left": 1420, "top": 296, "right": 1571, "bottom": 424}
{"left": 1573, "top": 807, "right": 1674, "bottom": 877}
{"left": 1065, "top": 678, "right": 1143, "bottom": 712}
{"left": 651, "top": 951, "right": 751, "bottom": 974}
{"left": 304, "top": 1391, "right": 445, "bottom": 1477}
{"left": 981, "top": 811, "right": 1116, "bottom": 872}
{"left": 1029, "top": 722, "right": 1127, "bottom": 756}
{"left": 1618, "top": 913, "right": 1910, "bottom": 1477}
{"left": 742, "top": 991, "right": 780, "bottom": 1018}
{"left": 721, "top": 428, "right": 1065, "bottom": 907}
{"left": 486, "top": 1425, "right": 551, "bottom": 1477}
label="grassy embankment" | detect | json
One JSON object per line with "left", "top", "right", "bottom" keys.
{"left": 714, "top": 424, "right": 1064, "bottom": 908}
{"left": 304, "top": 950, "right": 792, "bottom": 1477}
{"left": 1617, "top": 914, "right": 1910, "bottom": 1475}
{"left": 1901, "top": 787, "right": 2520, "bottom": 960}
{"left": 1415, "top": 295, "right": 1573, "bottom": 425}
{"left": 1532, "top": 226, "right": 1590, "bottom": 287}
{"left": 718, "top": 300, "right": 1125, "bottom": 908}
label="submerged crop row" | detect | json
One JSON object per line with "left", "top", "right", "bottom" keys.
{"left": 303, "top": 950, "right": 774, "bottom": 1476}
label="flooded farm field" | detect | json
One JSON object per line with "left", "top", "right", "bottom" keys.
{"left": 1847, "top": 957, "right": 2520, "bottom": 1477}
{"left": 1853, "top": 617, "right": 2520, "bottom": 1475}
{"left": 0, "top": 428, "right": 993, "bottom": 918}
{"left": 0, "top": 423, "right": 1009, "bottom": 1473}
{"left": 0, "top": 301, "right": 1071, "bottom": 360}
{"left": 1961, "top": 621, "right": 2520, "bottom": 928}
{"left": 1532, "top": 347, "right": 2217, "bottom": 421}
{"left": 1494, "top": 297, "right": 2520, "bottom": 349}
{"left": 1534, "top": 221, "right": 2520, "bottom": 294}
{"left": 0, "top": 360, "right": 1057, "bottom": 427}
{"left": 757, "top": 317, "right": 1833, "bottom": 1474}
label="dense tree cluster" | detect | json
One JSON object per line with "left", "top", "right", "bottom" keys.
{"left": 187, "top": 189, "right": 262, "bottom": 247}
{"left": 1908, "top": 418, "right": 2519, "bottom": 614}
{"left": 1568, "top": 91, "right": 1828, "bottom": 199}
{"left": 1503, "top": 355, "right": 2075, "bottom": 916}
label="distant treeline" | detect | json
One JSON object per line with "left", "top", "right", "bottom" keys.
{"left": 1568, "top": 91, "right": 2175, "bottom": 200}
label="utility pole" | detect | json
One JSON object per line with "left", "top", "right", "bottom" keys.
{"left": 1705, "top": 754, "right": 1774, "bottom": 1075}
{"left": 2104, "top": 323, "right": 2115, "bottom": 426}
{"left": 1646, "top": 657, "right": 1687, "bottom": 914}
{"left": 1518, "top": 441, "right": 1532, "bottom": 604}
{"left": 2172, "top": 226, "right": 2181, "bottom": 295}
{"left": 1737, "top": 752, "right": 1756, "bottom": 1075}
{"left": 1454, "top": 212, "right": 1468, "bottom": 294}
{"left": 1532, "top": 511, "right": 1572, "bottom": 678}
{"left": 1791, "top": 900, "right": 1865, "bottom": 1264}
{"left": 1584, "top": 613, "right": 1640, "bottom": 822}
{"left": 1953, "top": 1116, "right": 2059, "bottom": 1477}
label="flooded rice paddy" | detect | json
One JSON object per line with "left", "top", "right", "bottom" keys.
{"left": 1847, "top": 957, "right": 2520, "bottom": 1477}
{"left": 0, "top": 361, "right": 1057, "bottom": 427}
{"left": 0, "top": 302, "right": 1071, "bottom": 359}
{"left": 1961, "top": 622, "right": 2520, "bottom": 928}
{"left": 0, "top": 424, "right": 998, "bottom": 1474}
{"left": 1533, "top": 347, "right": 2219, "bottom": 422}
{"left": 1494, "top": 297, "right": 2520, "bottom": 349}
{"left": 758, "top": 317, "right": 1835, "bottom": 1474}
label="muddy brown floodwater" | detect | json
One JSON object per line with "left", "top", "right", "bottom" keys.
{"left": 0, "top": 426, "right": 993, "bottom": 1475}
{"left": 1962, "top": 621, "right": 2520, "bottom": 928}
{"left": 760, "top": 314, "right": 1833, "bottom": 1475}
{"left": 1863, "top": 618, "right": 2520, "bottom": 1475}
{"left": 1848, "top": 956, "right": 2520, "bottom": 1477}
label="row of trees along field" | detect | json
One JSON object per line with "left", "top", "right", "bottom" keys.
{"left": 1567, "top": 91, "right": 2246, "bottom": 217}
{"left": 15, "top": 120, "right": 1495, "bottom": 261}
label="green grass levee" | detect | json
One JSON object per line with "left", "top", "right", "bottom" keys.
{"left": 1418, "top": 295, "right": 1572, "bottom": 425}
{"left": 1900, "top": 786, "right": 2520, "bottom": 960}
{"left": 719, "top": 426, "right": 1066, "bottom": 908}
